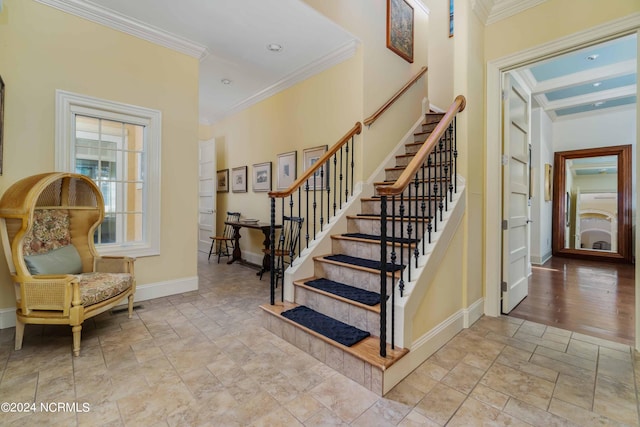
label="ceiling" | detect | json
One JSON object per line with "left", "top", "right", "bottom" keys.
{"left": 37, "top": 0, "right": 636, "bottom": 124}
{"left": 515, "top": 33, "right": 637, "bottom": 121}
{"left": 38, "top": 0, "right": 358, "bottom": 124}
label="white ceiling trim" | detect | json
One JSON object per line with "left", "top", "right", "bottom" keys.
{"left": 35, "top": 0, "right": 208, "bottom": 59}
{"left": 553, "top": 102, "right": 636, "bottom": 122}
{"left": 472, "top": 0, "right": 549, "bottom": 25}
{"left": 542, "top": 85, "right": 636, "bottom": 111}
{"left": 207, "top": 39, "right": 360, "bottom": 124}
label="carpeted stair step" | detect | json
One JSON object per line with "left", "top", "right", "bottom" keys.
{"left": 303, "top": 277, "right": 381, "bottom": 306}
{"left": 324, "top": 254, "right": 404, "bottom": 272}
{"left": 281, "top": 305, "right": 370, "bottom": 347}
{"left": 342, "top": 232, "right": 418, "bottom": 245}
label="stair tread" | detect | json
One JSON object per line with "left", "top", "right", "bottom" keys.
{"left": 260, "top": 302, "right": 408, "bottom": 370}
{"left": 340, "top": 233, "right": 419, "bottom": 245}
{"left": 353, "top": 213, "right": 431, "bottom": 221}
{"left": 303, "top": 277, "right": 381, "bottom": 305}
{"left": 295, "top": 276, "right": 381, "bottom": 311}
{"left": 324, "top": 254, "right": 404, "bottom": 272}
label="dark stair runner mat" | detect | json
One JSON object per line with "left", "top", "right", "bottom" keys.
{"left": 342, "top": 233, "right": 418, "bottom": 245}
{"left": 304, "top": 278, "right": 380, "bottom": 306}
{"left": 324, "top": 254, "right": 404, "bottom": 272}
{"left": 281, "top": 305, "right": 370, "bottom": 347}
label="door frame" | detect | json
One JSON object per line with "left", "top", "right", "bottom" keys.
{"left": 484, "top": 15, "right": 640, "bottom": 349}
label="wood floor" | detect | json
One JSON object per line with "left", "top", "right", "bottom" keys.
{"left": 508, "top": 256, "right": 635, "bottom": 345}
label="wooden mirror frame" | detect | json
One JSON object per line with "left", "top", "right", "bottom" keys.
{"left": 552, "top": 144, "right": 632, "bottom": 263}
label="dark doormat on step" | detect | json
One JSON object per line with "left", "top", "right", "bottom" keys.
{"left": 304, "top": 278, "right": 380, "bottom": 306}
{"left": 325, "top": 254, "right": 404, "bottom": 272}
{"left": 281, "top": 305, "right": 370, "bottom": 347}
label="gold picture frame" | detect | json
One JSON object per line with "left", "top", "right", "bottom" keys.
{"left": 386, "top": 0, "right": 414, "bottom": 63}
{"left": 544, "top": 163, "right": 552, "bottom": 201}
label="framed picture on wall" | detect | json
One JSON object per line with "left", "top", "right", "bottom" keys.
{"left": 216, "top": 169, "right": 229, "bottom": 193}
{"left": 252, "top": 161, "right": 272, "bottom": 192}
{"left": 277, "top": 151, "right": 297, "bottom": 190}
{"left": 386, "top": 0, "right": 414, "bottom": 63}
{"left": 303, "top": 145, "right": 329, "bottom": 191}
{"left": 231, "top": 166, "right": 247, "bottom": 193}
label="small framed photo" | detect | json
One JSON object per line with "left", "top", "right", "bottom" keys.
{"left": 252, "top": 161, "right": 272, "bottom": 192}
{"left": 386, "top": 0, "right": 414, "bottom": 63}
{"left": 216, "top": 169, "right": 229, "bottom": 193}
{"left": 277, "top": 151, "right": 297, "bottom": 190}
{"left": 303, "top": 145, "right": 329, "bottom": 190}
{"left": 231, "top": 166, "right": 247, "bottom": 193}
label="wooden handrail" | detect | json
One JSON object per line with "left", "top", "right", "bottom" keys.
{"left": 363, "top": 66, "right": 428, "bottom": 127}
{"left": 376, "top": 95, "right": 466, "bottom": 197}
{"left": 268, "top": 122, "right": 362, "bottom": 199}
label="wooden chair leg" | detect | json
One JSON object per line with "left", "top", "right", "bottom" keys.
{"left": 217, "top": 240, "right": 224, "bottom": 264}
{"left": 72, "top": 325, "right": 82, "bottom": 357}
{"left": 128, "top": 294, "right": 134, "bottom": 319}
{"left": 14, "top": 319, "right": 25, "bottom": 351}
{"left": 208, "top": 238, "right": 216, "bottom": 261}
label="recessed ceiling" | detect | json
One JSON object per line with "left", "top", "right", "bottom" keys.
{"left": 515, "top": 33, "right": 637, "bottom": 120}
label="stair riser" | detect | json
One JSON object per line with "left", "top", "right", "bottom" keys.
{"left": 424, "top": 113, "right": 445, "bottom": 124}
{"left": 385, "top": 166, "right": 445, "bottom": 181}
{"left": 314, "top": 261, "right": 393, "bottom": 294}
{"left": 422, "top": 122, "right": 439, "bottom": 132}
{"left": 261, "top": 310, "right": 384, "bottom": 395}
{"left": 332, "top": 238, "right": 415, "bottom": 264}
{"left": 374, "top": 183, "right": 447, "bottom": 198}
{"left": 361, "top": 198, "right": 442, "bottom": 216}
{"left": 347, "top": 217, "right": 426, "bottom": 237}
{"left": 294, "top": 286, "right": 380, "bottom": 337}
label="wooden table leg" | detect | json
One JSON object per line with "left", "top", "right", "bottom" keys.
{"left": 227, "top": 225, "right": 242, "bottom": 264}
{"left": 257, "top": 227, "right": 271, "bottom": 276}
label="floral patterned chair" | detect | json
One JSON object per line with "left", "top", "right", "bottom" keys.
{"left": 0, "top": 172, "right": 136, "bottom": 356}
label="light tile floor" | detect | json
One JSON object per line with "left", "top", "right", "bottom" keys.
{"left": 0, "top": 253, "right": 638, "bottom": 426}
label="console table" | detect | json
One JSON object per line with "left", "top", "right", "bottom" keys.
{"left": 224, "top": 220, "right": 281, "bottom": 277}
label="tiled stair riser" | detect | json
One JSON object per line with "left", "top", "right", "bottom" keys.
{"left": 331, "top": 238, "right": 415, "bottom": 264}
{"left": 261, "top": 310, "right": 384, "bottom": 394}
{"left": 384, "top": 166, "right": 443, "bottom": 181}
{"left": 294, "top": 286, "right": 379, "bottom": 336}
{"left": 360, "top": 198, "right": 441, "bottom": 216}
{"left": 313, "top": 260, "right": 394, "bottom": 294}
{"left": 347, "top": 217, "right": 427, "bottom": 237}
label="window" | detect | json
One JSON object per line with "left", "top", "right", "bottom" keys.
{"left": 56, "top": 91, "right": 161, "bottom": 257}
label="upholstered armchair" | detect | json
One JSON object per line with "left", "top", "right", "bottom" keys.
{"left": 0, "top": 172, "right": 136, "bottom": 356}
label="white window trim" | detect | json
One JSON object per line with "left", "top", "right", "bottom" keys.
{"left": 55, "top": 90, "right": 161, "bottom": 258}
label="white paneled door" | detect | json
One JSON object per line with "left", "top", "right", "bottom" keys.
{"left": 198, "top": 139, "right": 216, "bottom": 254}
{"left": 502, "top": 74, "right": 531, "bottom": 313}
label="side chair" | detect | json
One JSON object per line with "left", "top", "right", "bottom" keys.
{"left": 208, "top": 211, "right": 241, "bottom": 263}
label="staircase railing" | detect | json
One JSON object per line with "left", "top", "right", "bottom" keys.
{"left": 375, "top": 95, "right": 466, "bottom": 357}
{"left": 268, "top": 122, "right": 362, "bottom": 305}
{"left": 364, "top": 66, "right": 428, "bottom": 127}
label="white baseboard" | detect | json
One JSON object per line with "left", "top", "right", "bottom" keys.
{"left": 464, "top": 297, "right": 484, "bottom": 328}
{"left": 383, "top": 308, "right": 465, "bottom": 394}
{"left": 0, "top": 307, "right": 15, "bottom": 329}
{"left": 0, "top": 275, "right": 199, "bottom": 329}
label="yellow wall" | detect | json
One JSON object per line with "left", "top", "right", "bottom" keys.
{"left": 0, "top": 0, "right": 199, "bottom": 309}
{"left": 485, "top": 0, "right": 640, "bottom": 61}
{"left": 424, "top": 0, "right": 455, "bottom": 109}
{"left": 209, "top": 53, "right": 363, "bottom": 254}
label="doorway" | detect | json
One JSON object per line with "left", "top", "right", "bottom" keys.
{"left": 485, "top": 22, "right": 639, "bottom": 349}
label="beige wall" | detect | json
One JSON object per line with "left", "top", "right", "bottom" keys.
{"left": 424, "top": 0, "right": 454, "bottom": 109}
{"left": 485, "top": 0, "right": 640, "bottom": 61}
{"left": 0, "top": 0, "right": 200, "bottom": 310}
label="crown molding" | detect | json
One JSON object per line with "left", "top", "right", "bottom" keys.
{"left": 209, "top": 39, "right": 360, "bottom": 124}
{"left": 472, "top": 0, "right": 549, "bottom": 25}
{"left": 413, "top": 0, "right": 430, "bottom": 16}
{"left": 35, "top": 0, "right": 208, "bottom": 59}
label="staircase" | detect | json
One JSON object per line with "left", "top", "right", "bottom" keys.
{"left": 260, "top": 112, "right": 452, "bottom": 395}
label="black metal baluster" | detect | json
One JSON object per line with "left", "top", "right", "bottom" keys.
{"left": 345, "top": 142, "right": 350, "bottom": 201}
{"left": 339, "top": 147, "right": 344, "bottom": 209}
{"left": 406, "top": 176, "right": 412, "bottom": 287}
{"left": 421, "top": 158, "right": 426, "bottom": 253}
{"left": 398, "top": 194, "right": 405, "bottom": 298}
{"left": 320, "top": 165, "right": 324, "bottom": 232}
{"left": 333, "top": 154, "right": 338, "bottom": 216}
{"left": 432, "top": 154, "right": 438, "bottom": 233}
{"left": 453, "top": 117, "right": 458, "bottom": 194}
{"left": 379, "top": 195, "right": 388, "bottom": 358}
{"left": 438, "top": 138, "right": 444, "bottom": 222}
{"left": 269, "top": 197, "right": 276, "bottom": 305}
{"left": 428, "top": 154, "right": 433, "bottom": 242}
{"left": 305, "top": 181, "right": 310, "bottom": 248}
{"left": 448, "top": 124, "right": 454, "bottom": 202}
{"left": 350, "top": 136, "right": 355, "bottom": 198}
{"left": 413, "top": 172, "right": 420, "bottom": 268}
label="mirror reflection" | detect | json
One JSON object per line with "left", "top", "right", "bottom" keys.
{"left": 564, "top": 155, "right": 617, "bottom": 252}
